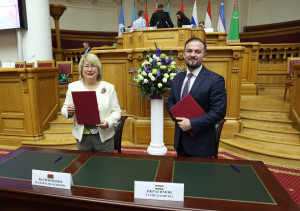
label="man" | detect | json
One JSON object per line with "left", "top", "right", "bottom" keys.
{"left": 198, "top": 21, "right": 205, "bottom": 29}
{"left": 167, "top": 38, "right": 227, "bottom": 158}
{"left": 82, "top": 41, "right": 91, "bottom": 55}
{"left": 132, "top": 10, "right": 146, "bottom": 29}
{"left": 149, "top": 4, "right": 174, "bottom": 28}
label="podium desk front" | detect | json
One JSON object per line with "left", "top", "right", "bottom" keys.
{"left": 0, "top": 147, "right": 297, "bottom": 211}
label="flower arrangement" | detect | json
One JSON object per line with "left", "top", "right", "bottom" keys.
{"left": 129, "top": 43, "right": 184, "bottom": 100}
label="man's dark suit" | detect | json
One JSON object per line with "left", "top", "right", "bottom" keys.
{"left": 167, "top": 66, "right": 227, "bottom": 157}
{"left": 149, "top": 10, "right": 174, "bottom": 28}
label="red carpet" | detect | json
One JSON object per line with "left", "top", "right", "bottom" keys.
{"left": 0, "top": 146, "right": 299, "bottom": 207}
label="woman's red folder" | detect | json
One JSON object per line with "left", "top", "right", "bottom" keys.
{"left": 71, "top": 91, "right": 101, "bottom": 125}
{"left": 169, "top": 94, "right": 206, "bottom": 137}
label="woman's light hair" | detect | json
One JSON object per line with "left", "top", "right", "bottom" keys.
{"left": 78, "top": 54, "right": 103, "bottom": 81}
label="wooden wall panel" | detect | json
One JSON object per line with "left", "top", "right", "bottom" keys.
{"left": 289, "top": 64, "right": 300, "bottom": 131}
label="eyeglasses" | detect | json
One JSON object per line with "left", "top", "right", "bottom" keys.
{"left": 83, "top": 65, "right": 98, "bottom": 69}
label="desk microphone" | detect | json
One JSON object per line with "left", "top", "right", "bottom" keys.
{"left": 165, "top": 21, "right": 171, "bottom": 28}
{"left": 25, "top": 54, "right": 35, "bottom": 62}
{"left": 156, "top": 21, "right": 159, "bottom": 27}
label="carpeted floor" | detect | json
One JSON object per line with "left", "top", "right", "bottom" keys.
{"left": 0, "top": 145, "right": 299, "bottom": 207}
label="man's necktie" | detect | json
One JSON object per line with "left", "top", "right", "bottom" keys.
{"left": 181, "top": 73, "right": 193, "bottom": 98}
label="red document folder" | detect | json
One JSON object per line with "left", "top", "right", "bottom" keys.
{"left": 71, "top": 91, "right": 101, "bottom": 125}
{"left": 169, "top": 94, "right": 206, "bottom": 137}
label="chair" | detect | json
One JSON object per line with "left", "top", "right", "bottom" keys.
{"left": 37, "top": 60, "right": 55, "bottom": 67}
{"left": 114, "top": 116, "right": 128, "bottom": 153}
{"left": 213, "top": 119, "right": 226, "bottom": 159}
{"left": 284, "top": 57, "right": 300, "bottom": 101}
{"left": 25, "top": 62, "right": 34, "bottom": 68}
{"left": 56, "top": 61, "right": 73, "bottom": 85}
{"left": 15, "top": 62, "right": 25, "bottom": 68}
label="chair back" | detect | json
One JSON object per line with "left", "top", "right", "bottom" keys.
{"left": 37, "top": 60, "right": 55, "bottom": 67}
{"left": 287, "top": 57, "right": 300, "bottom": 76}
{"left": 56, "top": 61, "right": 73, "bottom": 75}
{"left": 214, "top": 119, "right": 226, "bottom": 159}
{"left": 25, "top": 62, "right": 34, "bottom": 68}
{"left": 114, "top": 116, "right": 128, "bottom": 153}
{"left": 15, "top": 62, "right": 25, "bottom": 68}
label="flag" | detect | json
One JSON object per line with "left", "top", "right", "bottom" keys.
{"left": 155, "top": 1, "right": 158, "bottom": 12}
{"left": 118, "top": 3, "right": 125, "bottom": 36}
{"left": 181, "top": 0, "right": 184, "bottom": 13}
{"left": 217, "top": 0, "right": 226, "bottom": 32}
{"left": 205, "top": 0, "right": 212, "bottom": 28}
{"left": 167, "top": 0, "right": 170, "bottom": 16}
{"left": 191, "top": 0, "right": 198, "bottom": 27}
{"left": 145, "top": 0, "right": 149, "bottom": 27}
{"left": 228, "top": 0, "right": 239, "bottom": 40}
{"left": 131, "top": 2, "right": 136, "bottom": 27}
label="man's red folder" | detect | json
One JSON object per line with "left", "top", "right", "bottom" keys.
{"left": 169, "top": 94, "right": 206, "bottom": 137}
{"left": 71, "top": 91, "right": 101, "bottom": 125}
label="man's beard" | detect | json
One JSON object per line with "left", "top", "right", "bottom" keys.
{"left": 185, "top": 59, "right": 201, "bottom": 69}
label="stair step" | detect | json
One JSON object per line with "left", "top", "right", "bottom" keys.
{"left": 240, "top": 113, "right": 292, "bottom": 123}
{"left": 221, "top": 139, "right": 300, "bottom": 160}
{"left": 22, "top": 137, "right": 76, "bottom": 146}
{"left": 44, "top": 128, "right": 73, "bottom": 134}
{"left": 243, "top": 122, "right": 300, "bottom": 134}
{"left": 235, "top": 132, "right": 300, "bottom": 146}
{"left": 235, "top": 136, "right": 300, "bottom": 150}
{"left": 45, "top": 133, "right": 74, "bottom": 138}
{"left": 243, "top": 128, "right": 300, "bottom": 139}
{"left": 240, "top": 110, "right": 289, "bottom": 117}
{"left": 240, "top": 107, "right": 289, "bottom": 113}
{"left": 242, "top": 118, "right": 292, "bottom": 127}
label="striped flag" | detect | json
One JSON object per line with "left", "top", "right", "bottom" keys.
{"left": 181, "top": 0, "right": 184, "bottom": 13}
{"left": 131, "top": 2, "right": 136, "bottom": 27}
{"left": 205, "top": 0, "right": 212, "bottom": 28}
{"left": 47, "top": 174, "right": 54, "bottom": 179}
{"left": 228, "top": 0, "right": 239, "bottom": 40}
{"left": 167, "top": 0, "right": 170, "bottom": 16}
{"left": 217, "top": 0, "right": 226, "bottom": 32}
{"left": 155, "top": 1, "right": 158, "bottom": 12}
{"left": 118, "top": 3, "right": 125, "bottom": 36}
{"left": 145, "top": 0, "right": 149, "bottom": 27}
{"left": 191, "top": 0, "right": 198, "bottom": 27}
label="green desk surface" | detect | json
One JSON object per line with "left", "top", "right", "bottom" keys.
{"left": 0, "top": 151, "right": 79, "bottom": 180}
{"left": 173, "top": 161, "right": 276, "bottom": 204}
{"left": 72, "top": 156, "right": 160, "bottom": 191}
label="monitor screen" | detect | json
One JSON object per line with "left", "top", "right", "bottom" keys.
{"left": 0, "top": 0, "right": 27, "bottom": 30}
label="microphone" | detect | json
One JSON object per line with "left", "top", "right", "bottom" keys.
{"left": 165, "top": 21, "right": 171, "bottom": 28}
{"left": 156, "top": 21, "right": 159, "bottom": 27}
{"left": 25, "top": 54, "right": 35, "bottom": 62}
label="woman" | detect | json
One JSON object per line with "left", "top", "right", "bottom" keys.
{"left": 61, "top": 54, "right": 121, "bottom": 152}
{"left": 176, "top": 11, "right": 191, "bottom": 27}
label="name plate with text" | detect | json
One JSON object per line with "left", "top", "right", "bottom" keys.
{"left": 32, "top": 169, "right": 73, "bottom": 190}
{"left": 134, "top": 181, "right": 184, "bottom": 201}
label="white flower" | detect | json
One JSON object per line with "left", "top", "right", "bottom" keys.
{"left": 148, "top": 73, "right": 153, "bottom": 77}
{"left": 158, "top": 83, "right": 162, "bottom": 88}
{"left": 164, "top": 73, "right": 169, "bottom": 78}
{"left": 151, "top": 76, "right": 156, "bottom": 81}
{"left": 162, "top": 78, "right": 167, "bottom": 83}
{"left": 142, "top": 71, "right": 147, "bottom": 76}
{"left": 171, "top": 61, "right": 176, "bottom": 65}
{"left": 142, "top": 61, "right": 147, "bottom": 66}
{"left": 148, "top": 58, "right": 153, "bottom": 63}
{"left": 170, "top": 73, "right": 176, "bottom": 77}
{"left": 143, "top": 79, "right": 148, "bottom": 84}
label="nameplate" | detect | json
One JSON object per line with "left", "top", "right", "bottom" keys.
{"left": 2, "top": 63, "right": 15, "bottom": 68}
{"left": 32, "top": 169, "right": 73, "bottom": 190}
{"left": 134, "top": 181, "right": 184, "bottom": 201}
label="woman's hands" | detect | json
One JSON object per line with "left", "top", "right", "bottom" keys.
{"left": 67, "top": 104, "right": 75, "bottom": 117}
{"left": 97, "top": 120, "right": 108, "bottom": 129}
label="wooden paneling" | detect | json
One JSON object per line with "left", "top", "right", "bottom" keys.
{"left": 0, "top": 67, "right": 59, "bottom": 142}
{"left": 289, "top": 64, "right": 300, "bottom": 131}
{"left": 206, "top": 32, "right": 228, "bottom": 46}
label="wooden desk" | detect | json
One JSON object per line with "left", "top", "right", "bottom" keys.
{"left": 0, "top": 147, "right": 298, "bottom": 211}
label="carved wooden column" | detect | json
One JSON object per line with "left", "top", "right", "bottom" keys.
{"left": 50, "top": 4, "right": 66, "bottom": 61}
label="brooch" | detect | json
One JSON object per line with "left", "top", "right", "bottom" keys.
{"left": 101, "top": 88, "right": 106, "bottom": 93}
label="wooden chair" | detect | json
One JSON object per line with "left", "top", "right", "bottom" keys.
{"left": 15, "top": 62, "right": 25, "bottom": 68}
{"left": 25, "top": 62, "right": 34, "bottom": 68}
{"left": 37, "top": 60, "right": 55, "bottom": 67}
{"left": 114, "top": 116, "right": 128, "bottom": 153}
{"left": 284, "top": 57, "right": 300, "bottom": 101}
{"left": 213, "top": 119, "right": 226, "bottom": 159}
{"left": 56, "top": 61, "right": 73, "bottom": 85}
